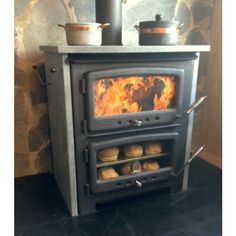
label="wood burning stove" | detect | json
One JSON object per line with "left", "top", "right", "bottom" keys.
{"left": 39, "top": 45, "right": 210, "bottom": 216}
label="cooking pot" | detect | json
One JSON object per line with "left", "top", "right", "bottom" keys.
{"left": 58, "top": 23, "right": 110, "bottom": 46}
{"left": 135, "top": 14, "right": 183, "bottom": 45}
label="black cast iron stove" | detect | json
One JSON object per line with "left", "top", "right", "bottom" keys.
{"left": 39, "top": 45, "right": 210, "bottom": 216}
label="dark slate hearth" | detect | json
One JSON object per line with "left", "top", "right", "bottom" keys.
{"left": 15, "top": 158, "right": 222, "bottom": 236}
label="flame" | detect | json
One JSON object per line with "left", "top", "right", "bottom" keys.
{"left": 94, "top": 75, "right": 175, "bottom": 117}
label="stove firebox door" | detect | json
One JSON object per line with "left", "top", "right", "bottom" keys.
{"left": 88, "top": 132, "right": 179, "bottom": 193}
{"left": 85, "top": 67, "right": 184, "bottom": 132}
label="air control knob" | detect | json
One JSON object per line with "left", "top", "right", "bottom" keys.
{"left": 132, "top": 120, "right": 142, "bottom": 127}
{"left": 135, "top": 180, "right": 142, "bottom": 188}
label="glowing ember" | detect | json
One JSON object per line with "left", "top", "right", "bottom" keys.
{"left": 94, "top": 75, "right": 175, "bottom": 117}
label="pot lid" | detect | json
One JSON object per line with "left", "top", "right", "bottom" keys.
{"left": 139, "top": 14, "right": 179, "bottom": 28}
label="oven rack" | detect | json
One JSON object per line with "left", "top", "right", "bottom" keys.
{"left": 96, "top": 152, "right": 169, "bottom": 168}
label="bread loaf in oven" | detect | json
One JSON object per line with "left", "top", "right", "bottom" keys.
{"left": 98, "top": 167, "right": 119, "bottom": 180}
{"left": 142, "top": 160, "right": 160, "bottom": 171}
{"left": 98, "top": 147, "right": 119, "bottom": 162}
{"left": 144, "top": 142, "right": 162, "bottom": 155}
{"left": 124, "top": 144, "right": 143, "bottom": 158}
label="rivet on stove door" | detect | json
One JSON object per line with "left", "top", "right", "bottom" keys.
{"left": 50, "top": 67, "right": 60, "bottom": 73}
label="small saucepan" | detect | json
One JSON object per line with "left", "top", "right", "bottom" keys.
{"left": 58, "top": 23, "right": 110, "bottom": 46}
{"left": 135, "top": 14, "right": 183, "bottom": 45}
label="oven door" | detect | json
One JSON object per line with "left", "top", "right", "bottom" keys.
{"left": 88, "top": 132, "right": 179, "bottom": 193}
{"left": 85, "top": 67, "right": 184, "bottom": 132}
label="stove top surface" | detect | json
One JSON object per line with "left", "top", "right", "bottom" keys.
{"left": 39, "top": 45, "right": 210, "bottom": 54}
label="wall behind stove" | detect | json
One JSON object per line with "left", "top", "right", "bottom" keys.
{"left": 15, "top": 0, "right": 217, "bottom": 177}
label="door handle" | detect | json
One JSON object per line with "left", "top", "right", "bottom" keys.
{"left": 176, "top": 96, "right": 206, "bottom": 119}
{"left": 172, "top": 145, "right": 206, "bottom": 177}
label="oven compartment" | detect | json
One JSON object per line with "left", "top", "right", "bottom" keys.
{"left": 84, "top": 67, "right": 184, "bottom": 131}
{"left": 88, "top": 132, "right": 179, "bottom": 193}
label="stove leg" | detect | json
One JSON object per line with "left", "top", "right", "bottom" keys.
{"left": 78, "top": 201, "right": 97, "bottom": 216}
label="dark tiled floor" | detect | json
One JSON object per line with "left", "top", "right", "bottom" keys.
{"left": 15, "top": 158, "right": 222, "bottom": 236}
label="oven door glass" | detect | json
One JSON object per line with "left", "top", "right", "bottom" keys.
{"left": 85, "top": 67, "right": 184, "bottom": 131}
{"left": 88, "top": 133, "right": 179, "bottom": 193}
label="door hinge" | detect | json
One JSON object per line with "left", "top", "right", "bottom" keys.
{"left": 80, "top": 78, "right": 86, "bottom": 95}
{"left": 81, "top": 120, "right": 88, "bottom": 136}
{"left": 84, "top": 184, "right": 90, "bottom": 195}
{"left": 83, "top": 149, "right": 89, "bottom": 163}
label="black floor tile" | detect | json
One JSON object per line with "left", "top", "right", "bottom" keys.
{"left": 16, "top": 222, "right": 68, "bottom": 236}
{"left": 15, "top": 174, "right": 69, "bottom": 231}
{"left": 198, "top": 217, "right": 222, "bottom": 236}
{"left": 15, "top": 158, "right": 222, "bottom": 236}
{"left": 188, "top": 158, "right": 222, "bottom": 188}
{"left": 67, "top": 209, "right": 119, "bottom": 236}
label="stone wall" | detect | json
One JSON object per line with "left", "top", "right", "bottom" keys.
{"left": 15, "top": 0, "right": 215, "bottom": 177}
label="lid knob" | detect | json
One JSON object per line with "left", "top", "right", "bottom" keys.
{"left": 155, "top": 14, "right": 162, "bottom": 21}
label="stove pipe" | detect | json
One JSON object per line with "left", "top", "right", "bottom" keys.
{"left": 95, "top": 0, "right": 124, "bottom": 45}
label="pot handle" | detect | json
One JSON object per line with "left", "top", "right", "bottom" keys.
{"left": 98, "top": 23, "right": 110, "bottom": 30}
{"left": 156, "top": 14, "right": 162, "bottom": 21}
{"left": 134, "top": 25, "right": 140, "bottom": 32}
{"left": 57, "top": 24, "right": 66, "bottom": 29}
